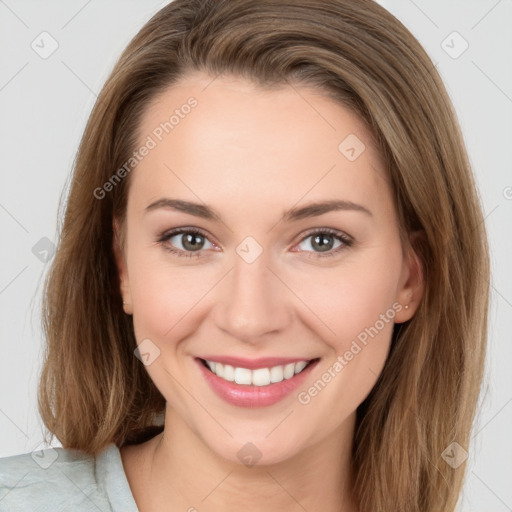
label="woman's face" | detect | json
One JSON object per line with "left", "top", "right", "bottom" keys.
{"left": 115, "top": 71, "right": 421, "bottom": 465}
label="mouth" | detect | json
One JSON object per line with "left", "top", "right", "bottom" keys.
{"left": 198, "top": 357, "right": 319, "bottom": 386}
{"left": 195, "top": 356, "right": 320, "bottom": 408}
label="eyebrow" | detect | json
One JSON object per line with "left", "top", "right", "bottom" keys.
{"left": 144, "top": 198, "right": 372, "bottom": 222}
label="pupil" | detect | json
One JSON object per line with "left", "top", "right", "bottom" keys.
{"left": 183, "top": 233, "right": 203, "bottom": 251}
{"left": 313, "top": 234, "right": 333, "bottom": 252}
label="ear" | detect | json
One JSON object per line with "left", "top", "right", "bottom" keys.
{"left": 112, "top": 218, "right": 133, "bottom": 315}
{"left": 394, "top": 230, "right": 425, "bottom": 324}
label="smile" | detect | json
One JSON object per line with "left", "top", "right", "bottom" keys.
{"left": 202, "top": 359, "right": 312, "bottom": 386}
{"left": 196, "top": 356, "right": 320, "bottom": 407}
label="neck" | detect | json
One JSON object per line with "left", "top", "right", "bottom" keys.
{"left": 127, "top": 407, "right": 358, "bottom": 512}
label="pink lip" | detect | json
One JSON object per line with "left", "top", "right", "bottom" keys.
{"left": 195, "top": 357, "right": 319, "bottom": 408}
{"left": 198, "top": 355, "right": 312, "bottom": 370}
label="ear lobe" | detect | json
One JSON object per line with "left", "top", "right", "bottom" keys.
{"left": 112, "top": 218, "right": 133, "bottom": 315}
{"left": 394, "top": 230, "right": 425, "bottom": 324}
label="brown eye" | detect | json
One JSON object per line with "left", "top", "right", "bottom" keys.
{"left": 310, "top": 234, "right": 336, "bottom": 252}
{"left": 295, "top": 229, "right": 352, "bottom": 257}
{"left": 177, "top": 232, "right": 206, "bottom": 251}
{"left": 158, "top": 228, "right": 215, "bottom": 258}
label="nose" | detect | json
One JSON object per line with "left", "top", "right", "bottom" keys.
{"left": 213, "top": 251, "right": 292, "bottom": 345}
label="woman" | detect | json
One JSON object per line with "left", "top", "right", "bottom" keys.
{"left": 0, "top": 0, "right": 489, "bottom": 511}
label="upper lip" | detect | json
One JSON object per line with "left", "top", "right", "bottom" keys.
{"left": 198, "top": 356, "right": 317, "bottom": 370}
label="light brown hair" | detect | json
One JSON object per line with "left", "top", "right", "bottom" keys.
{"left": 38, "top": 1, "right": 490, "bottom": 510}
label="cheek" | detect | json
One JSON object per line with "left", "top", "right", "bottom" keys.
{"left": 293, "top": 247, "right": 402, "bottom": 413}
{"left": 289, "top": 247, "right": 402, "bottom": 351}
{"left": 128, "top": 259, "right": 212, "bottom": 404}
{"left": 130, "top": 264, "right": 211, "bottom": 342}
{"left": 126, "top": 229, "right": 214, "bottom": 343}
{"left": 292, "top": 261, "right": 400, "bottom": 428}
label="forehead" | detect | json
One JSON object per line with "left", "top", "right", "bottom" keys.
{"left": 129, "top": 71, "right": 390, "bottom": 215}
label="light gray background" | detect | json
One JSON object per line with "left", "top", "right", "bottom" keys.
{"left": 1, "top": 1, "right": 511, "bottom": 510}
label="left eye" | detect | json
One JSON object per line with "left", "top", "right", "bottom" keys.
{"left": 294, "top": 229, "right": 352, "bottom": 257}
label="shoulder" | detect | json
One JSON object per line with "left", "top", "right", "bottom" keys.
{"left": 0, "top": 444, "right": 121, "bottom": 512}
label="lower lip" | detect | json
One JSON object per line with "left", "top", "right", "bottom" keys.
{"left": 196, "top": 358, "right": 319, "bottom": 408}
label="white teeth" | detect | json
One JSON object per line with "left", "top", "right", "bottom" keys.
{"left": 283, "top": 363, "right": 295, "bottom": 380}
{"left": 223, "top": 364, "right": 235, "bottom": 382}
{"left": 269, "top": 365, "right": 283, "bottom": 383}
{"left": 295, "top": 361, "right": 308, "bottom": 373}
{"left": 204, "top": 359, "right": 311, "bottom": 386}
{"left": 252, "top": 368, "right": 270, "bottom": 387}
{"left": 234, "top": 367, "right": 252, "bottom": 385}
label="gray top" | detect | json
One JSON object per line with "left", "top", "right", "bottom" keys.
{"left": 0, "top": 443, "right": 139, "bottom": 512}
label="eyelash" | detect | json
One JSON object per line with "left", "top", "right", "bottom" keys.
{"left": 157, "top": 227, "right": 353, "bottom": 260}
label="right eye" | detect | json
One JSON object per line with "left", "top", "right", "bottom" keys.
{"left": 157, "top": 228, "right": 217, "bottom": 258}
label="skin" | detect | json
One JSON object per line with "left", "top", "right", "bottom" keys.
{"left": 114, "top": 70, "right": 424, "bottom": 512}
